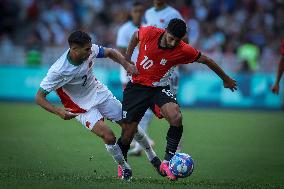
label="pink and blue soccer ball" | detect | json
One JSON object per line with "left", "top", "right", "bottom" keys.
{"left": 169, "top": 153, "right": 194, "bottom": 178}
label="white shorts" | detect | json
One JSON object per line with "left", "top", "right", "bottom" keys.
{"left": 75, "top": 93, "right": 122, "bottom": 130}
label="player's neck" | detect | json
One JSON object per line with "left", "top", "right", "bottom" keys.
{"left": 158, "top": 33, "right": 168, "bottom": 49}
{"left": 154, "top": 4, "right": 168, "bottom": 11}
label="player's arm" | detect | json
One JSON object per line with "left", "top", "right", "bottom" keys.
{"left": 271, "top": 55, "right": 284, "bottom": 94}
{"left": 117, "top": 47, "right": 127, "bottom": 56}
{"left": 104, "top": 48, "right": 139, "bottom": 75}
{"left": 126, "top": 31, "right": 139, "bottom": 62}
{"left": 196, "top": 54, "right": 237, "bottom": 92}
{"left": 35, "top": 90, "right": 78, "bottom": 120}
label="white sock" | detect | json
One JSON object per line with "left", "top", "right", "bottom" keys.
{"left": 132, "top": 109, "right": 153, "bottom": 151}
{"left": 134, "top": 126, "right": 156, "bottom": 161}
{"left": 105, "top": 143, "right": 130, "bottom": 170}
{"left": 139, "top": 109, "right": 153, "bottom": 131}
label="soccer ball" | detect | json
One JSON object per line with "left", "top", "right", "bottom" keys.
{"left": 169, "top": 153, "right": 194, "bottom": 178}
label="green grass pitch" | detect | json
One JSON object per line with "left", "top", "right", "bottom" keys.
{"left": 0, "top": 102, "right": 283, "bottom": 189}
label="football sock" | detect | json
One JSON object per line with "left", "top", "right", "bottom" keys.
{"left": 117, "top": 138, "right": 130, "bottom": 162}
{"left": 139, "top": 109, "right": 153, "bottom": 131}
{"left": 132, "top": 109, "right": 153, "bottom": 151}
{"left": 105, "top": 143, "right": 130, "bottom": 170}
{"left": 134, "top": 126, "right": 156, "bottom": 161}
{"left": 164, "top": 125, "right": 183, "bottom": 161}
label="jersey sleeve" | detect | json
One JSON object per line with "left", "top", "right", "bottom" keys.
{"left": 92, "top": 44, "right": 105, "bottom": 58}
{"left": 39, "top": 70, "right": 72, "bottom": 94}
{"left": 116, "top": 26, "right": 129, "bottom": 48}
{"left": 179, "top": 44, "right": 201, "bottom": 64}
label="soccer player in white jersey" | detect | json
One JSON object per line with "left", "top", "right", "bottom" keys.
{"left": 35, "top": 31, "right": 162, "bottom": 181}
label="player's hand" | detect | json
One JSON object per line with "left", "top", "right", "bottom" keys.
{"left": 125, "top": 63, "right": 139, "bottom": 76}
{"left": 223, "top": 77, "right": 237, "bottom": 92}
{"left": 271, "top": 84, "right": 279, "bottom": 94}
{"left": 56, "top": 107, "right": 78, "bottom": 120}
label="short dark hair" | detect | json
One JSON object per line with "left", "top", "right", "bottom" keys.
{"left": 166, "top": 18, "right": 187, "bottom": 39}
{"left": 68, "top": 30, "right": 91, "bottom": 47}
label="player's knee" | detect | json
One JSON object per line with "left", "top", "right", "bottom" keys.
{"left": 103, "top": 132, "right": 116, "bottom": 145}
{"left": 169, "top": 111, "right": 182, "bottom": 126}
{"left": 167, "top": 106, "right": 182, "bottom": 126}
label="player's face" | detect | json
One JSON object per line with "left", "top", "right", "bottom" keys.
{"left": 165, "top": 32, "right": 181, "bottom": 49}
{"left": 76, "top": 43, "right": 92, "bottom": 62}
{"left": 131, "top": 5, "right": 144, "bottom": 24}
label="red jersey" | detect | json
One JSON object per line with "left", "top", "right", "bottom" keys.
{"left": 131, "top": 26, "right": 200, "bottom": 87}
{"left": 281, "top": 40, "right": 284, "bottom": 55}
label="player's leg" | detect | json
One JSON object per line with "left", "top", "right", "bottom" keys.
{"left": 169, "top": 68, "right": 183, "bottom": 152}
{"left": 128, "top": 108, "right": 154, "bottom": 156}
{"left": 98, "top": 93, "right": 159, "bottom": 164}
{"left": 118, "top": 82, "right": 154, "bottom": 166}
{"left": 76, "top": 108, "right": 131, "bottom": 180}
{"left": 92, "top": 119, "right": 132, "bottom": 180}
{"left": 152, "top": 87, "right": 183, "bottom": 180}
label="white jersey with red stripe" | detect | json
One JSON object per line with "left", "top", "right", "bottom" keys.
{"left": 40, "top": 44, "right": 112, "bottom": 113}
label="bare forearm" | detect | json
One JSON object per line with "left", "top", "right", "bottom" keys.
{"left": 107, "top": 48, "right": 129, "bottom": 69}
{"left": 126, "top": 31, "right": 139, "bottom": 61}
{"left": 198, "top": 55, "right": 230, "bottom": 81}
{"left": 117, "top": 47, "right": 127, "bottom": 57}
{"left": 275, "top": 56, "right": 284, "bottom": 84}
{"left": 35, "top": 91, "right": 59, "bottom": 116}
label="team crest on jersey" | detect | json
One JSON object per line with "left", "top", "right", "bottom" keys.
{"left": 160, "top": 58, "right": 167, "bottom": 65}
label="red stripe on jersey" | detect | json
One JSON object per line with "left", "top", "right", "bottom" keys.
{"left": 56, "top": 87, "right": 87, "bottom": 113}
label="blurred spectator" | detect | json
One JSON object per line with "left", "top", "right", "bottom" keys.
{"left": 237, "top": 42, "right": 260, "bottom": 72}
{"left": 0, "top": 0, "right": 282, "bottom": 72}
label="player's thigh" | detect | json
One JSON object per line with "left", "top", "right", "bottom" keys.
{"left": 75, "top": 107, "right": 103, "bottom": 131}
{"left": 98, "top": 94, "right": 122, "bottom": 122}
{"left": 152, "top": 86, "right": 181, "bottom": 122}
{"left": 122, "top": 82, "right": 152, "bottom": 123}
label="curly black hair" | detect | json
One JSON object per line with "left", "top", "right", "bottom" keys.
{"left": 166, "top": 18, "right": 187, "bottom": 39}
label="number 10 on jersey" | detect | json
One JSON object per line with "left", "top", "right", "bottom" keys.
{"left": 140, "top": 56, "right": 153, "bottom": 69}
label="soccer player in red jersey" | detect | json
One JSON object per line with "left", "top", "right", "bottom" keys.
{"left": 271, "top": 40, "right": 284, "bottom": 94}
{"left": 117, "top": 18, "right": 237, "bottom": 180}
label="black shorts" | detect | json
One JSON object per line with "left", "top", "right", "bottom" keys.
{"left": 122, "top": 82, "right": 178, "bottom": 123}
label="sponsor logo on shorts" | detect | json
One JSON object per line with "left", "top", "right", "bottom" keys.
{"left": 123, "top": 111, "right": 127, "bottom": 119}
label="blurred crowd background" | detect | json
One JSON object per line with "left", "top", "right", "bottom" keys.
{"left": 0, "top": 0, "right": 283, "bottom": 73}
